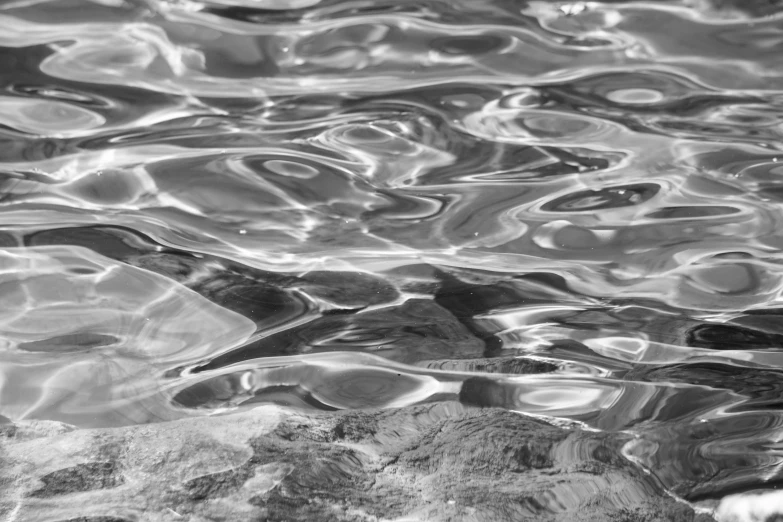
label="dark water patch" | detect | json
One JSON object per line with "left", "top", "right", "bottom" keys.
{"left": 541, "top": 183, "right": 660, "bottom": 213}
{"left": 27, "top": 226, "right": 179, "bottom": 261}
{"left": 627, "top": 363, "right": 783, "bottom": 404}
{"left": 20, "top": 333, "right": 119, "bottom": 353}
{"left": 1, "top": 0, "right": 783, "bottom": 519}
{"left": 686, "top": 324, "right": 783, "bottom": 350}
{"left": 196, "top": 297, "right": 484, "bottom": 371}
{"left": 645, "top": 206, "right": 741, "bottom": 220}
{"left": 430, "top": 34, "right": 509, "bottom": 56}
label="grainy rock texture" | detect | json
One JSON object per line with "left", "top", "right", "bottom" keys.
{"left": 0, "top": 403, "right": 714, "bottom": 522}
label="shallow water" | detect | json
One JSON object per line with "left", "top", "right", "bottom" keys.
{"left": 1, "top": 0, "right": 783, "bottom": 515}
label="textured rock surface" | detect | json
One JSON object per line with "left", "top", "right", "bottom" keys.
{"left": 0, "top": 403, "right": 715, "bottom": 522}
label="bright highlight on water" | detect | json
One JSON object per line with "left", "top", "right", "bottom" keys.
{"left": 0, "top": 0, "right": 782, "bottom": 520}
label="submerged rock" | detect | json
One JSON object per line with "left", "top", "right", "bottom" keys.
{"left": 0, "top": 403, "right": 714, "bottom": 522}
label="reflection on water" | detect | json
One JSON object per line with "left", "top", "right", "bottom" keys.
{"left": 0, "top": 0, "right": 783, "bottom": 516}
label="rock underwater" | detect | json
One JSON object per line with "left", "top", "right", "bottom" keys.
{"left": 0, "top": 402, "right": 715, "bottom": 522}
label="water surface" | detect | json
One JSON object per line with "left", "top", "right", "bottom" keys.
{"left": 1, "top": 0, "right": 783, "bottom": 517}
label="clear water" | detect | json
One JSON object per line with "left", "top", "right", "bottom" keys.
{"left": 1, "top": 0, "right": 783, "bottom": 514}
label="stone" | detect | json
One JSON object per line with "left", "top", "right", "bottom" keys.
{"left": 0, "top": 402, "right": 714, "bottom": 522}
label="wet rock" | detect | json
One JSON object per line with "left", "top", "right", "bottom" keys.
{"left": 296, "top": 270, "right": 401, "bottom": 308}
{"left": 200, "top": 298, "right": 485, "bottom": 370}
{"left": 28, "top": 462, "right": 123, "bottom": 498}
{"left": 433, "top": 272, "right": 580, "bottom": 356}
{"left": 192, "top": 272, "right": 310, "bottom": 326}
{"left": 1, "top": 419, "right": 75, "bottom": 441}
{"left": 128, "top": 252, "right": 403, "bottom": 314}
{"left": 0, "top": 403, "right": 714, "bottom": 522}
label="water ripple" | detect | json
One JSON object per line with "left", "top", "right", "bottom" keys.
{"left": 1, "top": 0, "right": 783, "bottom": 518}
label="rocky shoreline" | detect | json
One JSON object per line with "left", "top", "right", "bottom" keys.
{"left": 1, "top": 403, "right": 714, "bottom": 522}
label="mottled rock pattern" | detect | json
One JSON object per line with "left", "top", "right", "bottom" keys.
{"left": 0, "top": 403, "right": 715, "bottom": 522}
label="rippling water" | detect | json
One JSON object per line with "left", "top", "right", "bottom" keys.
{"left": 1, "top": 0, "right": 783, "bottom": 517}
